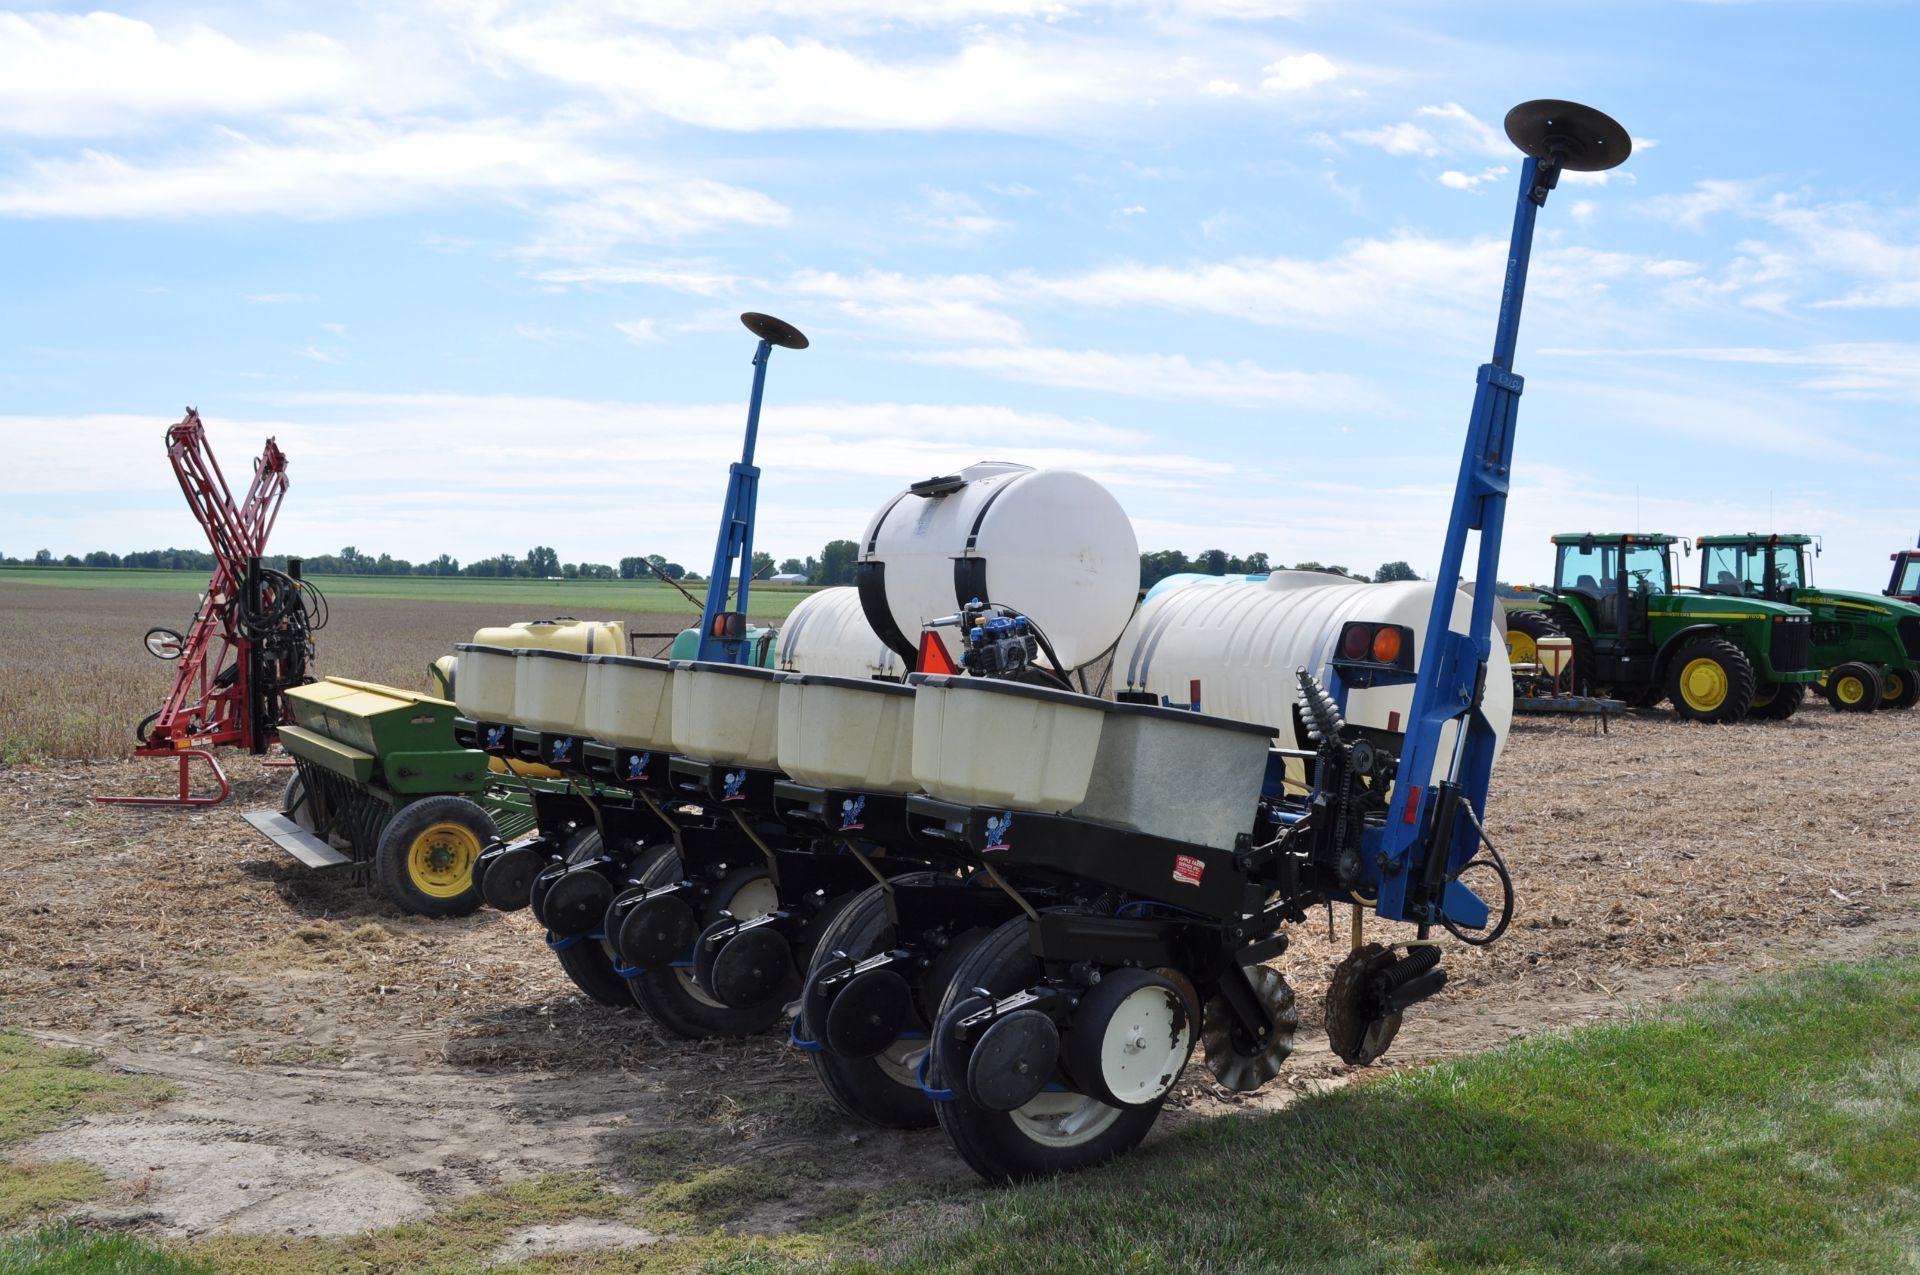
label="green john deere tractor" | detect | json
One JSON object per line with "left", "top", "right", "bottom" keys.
{"left": 1696, "top": 533, "right": 1920, "bottom": 712}
{"left": 1508, "top": 533, "right": 1819, "bottom": 724}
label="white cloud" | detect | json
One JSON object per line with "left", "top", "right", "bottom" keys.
{"left": 0, "top": 115, "right": 788, "bottom": 246}
{"left": 298, "top": 345, "right": 341, "bottom": 363}
{"left": 906, "top": 345, "right": 1384, "bottom": 408}
{"left": 906, "top": 187, "right": 1007, "bottom": 242}
{"left": 530, "top": 263, "right": 752, "bottom": 295}
{"left": 1346, "top": 102, "right": 1506, "bottom": 160}
{"left": 614, "top": 318, "right": 662, "bottom": 343}
{"left": 0, "top": 12, "right": 436, "bottom": 138}
{"left": 1259, "top": 52, "right": 1336, "bottom": 93}
{"left": 470, "top": 23, "right": 1152, "bottom": 134}
{"left": 1437, "top": 165, "right": 1507, "bottom": 192}
{"left": 1121, "top": 205, "right": 1148, "bottom": 216}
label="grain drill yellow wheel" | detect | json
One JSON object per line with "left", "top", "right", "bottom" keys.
{"left": 375, "top": 795, "right": 496, "bottom": 917}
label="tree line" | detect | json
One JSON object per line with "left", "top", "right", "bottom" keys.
{"left": 5, "top": 543, "right": 1421, "bottom": 589}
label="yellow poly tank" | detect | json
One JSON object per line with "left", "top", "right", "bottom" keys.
{"left": 469, "top": 618, "right": 628, "bottom": 655}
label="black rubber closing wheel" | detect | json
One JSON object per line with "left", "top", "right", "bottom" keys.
{"left": 741, "top": 312, "right": 809, "bottom": 349}
{"left": 543, "top": 865, "right": 616, "bottom": 938}
{"left": 929, "top": 915, "right": 1162, "bottom": 1183}
{"left": 824, "top": 967, "right": 913, "bottom": 1059}
{"left": 480, "top": 842, "right": 545, "bottom": 912}
{"left": 549, "top": 833, "right": 675, "bottom": 1009}
{"left": 1504, "top": 100, "right": 1631, "bottom": 171}
{"left": 708, "top": 926, "right": 793, "bottom": 1008}
{"left": 613, "top": 891, "right": 700, "bottom": 967}
{"left": 966, "top": 1010, "right": 1060, "bottom": 1113}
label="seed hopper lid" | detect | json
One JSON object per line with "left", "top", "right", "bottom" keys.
{"left": 779, "top": 671, "right": 914, "bottom": 696}
{"left": 585, "top": 653, "right": 673, "bottom": 669}
{"left": 671, "top": 659, "right": 782, "bottom": 681}
{"left": 1503, "top": 100, "right": 1631, "bottom": 171}
{"left": 909, "top": 673, "right": 1275, "bottom": 737}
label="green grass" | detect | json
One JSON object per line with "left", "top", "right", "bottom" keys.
{"left": 0, "top": 1226, "right": 210, "bottom": 1274}
{"left": 870, "top": 955, "right": 1920, "bottom": 1274}
{"left": 0, "top": 568, "right": 819, "bottom": 617}
{"left": 0, "top": 1032, "right": 174, "bottom": 1231}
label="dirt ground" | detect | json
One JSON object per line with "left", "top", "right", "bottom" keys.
{"left": 3, "top": 706, "right": 1918, "bottom": 1242}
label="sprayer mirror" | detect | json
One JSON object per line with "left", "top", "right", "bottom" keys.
{"left": 740, "top": 312, "right": 809, "bottom": 349}
{"left": 1504, "top": 100, "right": 1631, "bottom": 172}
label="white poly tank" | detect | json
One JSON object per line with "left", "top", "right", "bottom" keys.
{"left": 1112, "top": 572, "right": 1515, "bottom": 778}
{"left": 857, "top": 462, "right": 1139, "bottom": 671}
{"left": 775, "top": 588, "right": 906, "bottom": 681}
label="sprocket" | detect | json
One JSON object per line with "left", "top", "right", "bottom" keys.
{"left": 1201, "top": 966, "right": 1298, "bottom": 1092}
{"left": 1325, "top": 942, "right": 1404, "bottom": 1066}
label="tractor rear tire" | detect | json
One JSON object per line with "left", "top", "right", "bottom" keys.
{"left": 550, "top": 830, "right": 676, "bottom": 1009}
{"left": 374, "top": 795, "right": 496, "bottom": 918}
{"left": 1544, "top": 603, "right": 1602, "bottom": 697}
{"left": 1876, "top": 667, "right": 1917, "bottom": 710}
{"left": 1748, "top": 682, "right": 1804, "bottom": 721}
{"left": 1826, "top": 662, "right": 1883, "bottom": 712}
{"left": 1664, "top": 636, "right": 1756, "bottom": 724}
{"left": 1505, "top": 609, "right": 1561, "bottom": 666}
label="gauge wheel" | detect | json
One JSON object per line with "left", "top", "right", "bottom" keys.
{"left": 551, "top": 830, "right": 676, "bottom": 1008}
{"left": 629, "top": 861, "right": 790, "bottom": 1039}
{"left": 1747, "top": 681, "right": 1804, "bottom": 721}
{"left": 1826, "top": 662, "right": 1883, "bottom": 713}
{"left": 1664, "top": 636, "right": 1756, "bottom": 724}
{"left": 373, "top": 795, "right": 497, "bottom": 918}
{"left": 928, "top": 915, "right": 1161, "bottom": 1183}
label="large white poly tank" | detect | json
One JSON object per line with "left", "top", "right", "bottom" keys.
{"left": 1113, "top": 572, "right": 1515, "bottom": 778}
{"left": 775, "top": 587, "right": 906, "bottom": 680}
{"left": 857, "top": 462, "right": 1139, "bottom": 671}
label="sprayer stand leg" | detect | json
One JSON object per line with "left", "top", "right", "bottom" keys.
{"left": 92, "top": 750, "right": 233, "bottom": 808}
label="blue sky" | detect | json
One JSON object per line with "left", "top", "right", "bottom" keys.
{"left": 2, "top": 0, "right": 1916, "bottom": 589}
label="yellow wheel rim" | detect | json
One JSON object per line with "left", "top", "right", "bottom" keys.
{"left": 1678, "top": 657, "right": 1729, "bottom": 712}
{"left": 1834, "top": 675, "right": 1866, "bottom": 706}
{"left": 1751, "top": 683, "right": 1777, "bottom": 707}
{"left": 1885, "top": 671, "right": 1906, "bottom": 703}
{"left": 1507, "top": 630, "right": 1538, "bottom": 664}
{"left": 408, "top": 822, "right": 482, "bottom": 898}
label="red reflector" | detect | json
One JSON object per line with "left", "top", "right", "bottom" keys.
{"left": 1387, "top": 710, "right": 1401, "bottom": 732}
{"left": 917, "top": 630, "right": 959, "bottom": 675}
{"left": 1403, "top": 785, "right": 1423, "bottom": 825}
{"left": 1340, "top": 624, "right": 1373, "bottom": 660}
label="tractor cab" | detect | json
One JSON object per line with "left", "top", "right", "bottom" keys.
{"left": 1697, "top": 533, "right": 1811, "bottom": 604}
{"left": 1888, "top": 550, "right": 1920, "bottom": 604}
{"left": 1550, "top": 532, "right": 1675, "bottom": 656}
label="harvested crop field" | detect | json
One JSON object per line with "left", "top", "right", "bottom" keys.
{"left": 2, "top": 571, "right": 1916, "bottom": 1262}
{"left": 0, "top": 582, "right": 740, "bottom": 764}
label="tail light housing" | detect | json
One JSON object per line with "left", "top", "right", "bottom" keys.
{"left": 1332, "top": 621, "right": 1415, "bottom": 673}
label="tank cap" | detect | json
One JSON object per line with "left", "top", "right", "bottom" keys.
{"left": 909, "top": 474, "right": 967, "bottom": 497}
